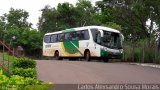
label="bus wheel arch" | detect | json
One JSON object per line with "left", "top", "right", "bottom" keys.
{"left": 84, "top": 49, "right": 91, "bottom": 61}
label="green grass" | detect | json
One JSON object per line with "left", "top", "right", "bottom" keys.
{"left": 0, "top": 52, "right": 17, "bottom": 76}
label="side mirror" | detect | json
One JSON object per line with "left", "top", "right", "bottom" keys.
{"left": 120, "top": 34, "right": 124, "bottom": 41}
{"left": 98, "top": 29, "right": 103, "bottom": 37}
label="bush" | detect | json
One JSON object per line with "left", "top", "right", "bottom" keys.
{"left": 0, "top": 69, "right": 52, "bottom": 90}
{"left": 123, "top": 39, "right": 160, "bottom": 64}
{"left": 12, "top": 57, "right": 37, "bottom": 78}
{"left": 12, "top": 68, "right": 37, "bottom": 78}
{"left": 13, "top": 58, "right": 36, "bottom": 68}
{"left": 0, "top": 70, "right": 42, "bottom": 85}
{"left": 0, "top": 74, "right": 48, "bottom": 90}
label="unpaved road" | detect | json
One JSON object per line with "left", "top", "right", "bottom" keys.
{"left": 36, "top": 60, "right": 160, "bottom": 84}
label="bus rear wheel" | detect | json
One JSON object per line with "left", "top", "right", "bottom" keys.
{"left": 84, "top": 51, "right": 91, "bottom": 61}
{"left": 55, "top": 51, "right": 62, "bottom": 60}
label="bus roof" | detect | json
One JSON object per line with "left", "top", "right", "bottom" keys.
{"left": 45, "top": 26, "right": 120, "bottom": 35}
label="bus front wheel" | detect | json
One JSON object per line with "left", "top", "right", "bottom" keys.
{"left": 84, "top": 51, "right": 91, "bottom": 61}
{"left": 103, "top": 58, "right": 109, "bottom": 62}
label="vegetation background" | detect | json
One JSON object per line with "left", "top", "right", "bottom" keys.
{"left": 0, "top": 0, "right": 160, "bottom": 63}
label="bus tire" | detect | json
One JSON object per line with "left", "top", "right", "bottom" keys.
{"left": 103, "top": 58, "right": 109, "bottom": 62}
{"left": 84, "top": 50, "right": 91, "bottom": 61}
{"left": 55, "top": 51, "right": 62, "bottom": 60}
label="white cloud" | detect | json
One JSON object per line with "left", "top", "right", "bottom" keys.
{"left": 0, "top": 0, "right": 100, "bottom": 29}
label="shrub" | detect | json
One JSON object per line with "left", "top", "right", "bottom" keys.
{"left": 12, "top": 68, "right": 37, "bottom": 78}
{"left": 0, "top": 74, "right": 46, "bottom": 89}
{"left": 0, "top": 69, "right": 52, "bottom": 90}
{"left": 12, "top": 57, "right": 37, "bottom": 79}
{"left": 123, "top": 39, "right": 160, "bottom": 64}
{"left": 13, "top": 58, "right": 36, "bottom": 68}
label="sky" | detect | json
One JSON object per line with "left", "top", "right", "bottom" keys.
{"left": 0, "top": 0, "right": 100, "bottom": 29}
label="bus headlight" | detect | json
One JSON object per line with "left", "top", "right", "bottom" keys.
{"left": 119, "top": 49, "right": 123, "bottom": 53}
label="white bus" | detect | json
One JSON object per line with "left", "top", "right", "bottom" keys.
{"left": 43, "top": 26, "right": 124, "bottom": 62}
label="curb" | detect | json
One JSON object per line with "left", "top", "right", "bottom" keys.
{"left": 129, "top": 63, "right": 160, "bottom": 69}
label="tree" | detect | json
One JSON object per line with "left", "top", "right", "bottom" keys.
{"left": 102, "top": 22, "right": 122, "bottom": 31}
{"left": 57, "top": 3, "right": 78, "bottom": 28}
{"left": 96, "top": 0, "right": 160, "bottom": 40}
{"left": 0, "top": 17, "right": 5, "bottom": 40}
{"left": 38, "top": 1, "right": 101, "bottom": 35}
{"left": 5, "top": 8, "right": 32, "bottom": 30}
{"left": 95, "top": 0, "right": 114, "bottom": 24}
{"left": 38, "top": 3, "right": 79, "bottom": 34}
{"left": 21, "top": 28, "right": 42, "bottom": 56}
{"left": 144, "top": 0, "right": 160, "bottom": 32}
{"left": 76, "top": 0, "right": 101, "bottom": 26}
{"left": 38, "top": 5, "right": 59, "bottom": 34}
{"left": 1, "top": 8, "right": 42, "bottom": 57}
{"left": 2, "top": 8, "right": 32, "bottom": 46}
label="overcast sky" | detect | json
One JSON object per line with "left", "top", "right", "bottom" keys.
{"left": 0, "top": 0, "right": 100, "bottom": 29}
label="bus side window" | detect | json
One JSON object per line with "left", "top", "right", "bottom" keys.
{"left": 82, "top": 30, "right": 89, "bottom": 40}
{"left": 50, "top": 34, "right": 58, "bottom": 43}
{"left": 77, "top": 30, "right": 89, "bottom": 40}
{"left": 96, "top": 32, "right": 101, "bottom": 44}
{"left": 59, "top": 33, "right": 65, "bottom": 42}
{"left": 57, "top": 34, "right": 60, "bottom": 42}
{"left": 77, "top": 31, "right": 82, "bottom": 40}
{"left": 44, "top": 35, "right": 51, "bottom": 43}
{"left": 71, "top": 32, "right": 77, "bottom": 41}
{"left": 90, "top": 28, "right": 99, "bottom": 42}
{"left": 76, "top": 31, "right": 81, "bottom": 40}
{"left": 64, "top": 33, "right": 71, "bottom": 41}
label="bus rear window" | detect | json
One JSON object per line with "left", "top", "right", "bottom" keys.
{"left": 44, "top": 35, "right": 51, "bottom": 43}
{"left": 50, "top": 34, "right": 58, "bottom": 43}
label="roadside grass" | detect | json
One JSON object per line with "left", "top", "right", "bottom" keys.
{"left": 0, "top": 52, "right": 17, "bottom": 76}
{"left": 0, "top": 52, "right": 54, "bottom": 89}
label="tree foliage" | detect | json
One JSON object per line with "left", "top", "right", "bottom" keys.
{"left": 0, "top": 0, "right": 160, "bottom": 57}
{"left": 97, "top": 0, "right": 160, "bottom": 40}
{"left": 38, "top": 0, "right": 101, "bottom": 35}
{"left": 0, "top": 18, "right": 5, "bottom": 40}
{"left": 5, "top": 8, "right": 32, "bottom": 29}
{"left": 0, "top": 8, "right": 42, "bottom": 56}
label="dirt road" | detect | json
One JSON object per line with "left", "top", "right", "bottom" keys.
{"left": 36, "top": 60, "right": 160, "bottom": 84}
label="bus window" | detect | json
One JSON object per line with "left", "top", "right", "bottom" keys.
{"left": 44, "top": 35, "right": 51, "bottom": 43}
{"left": 59, "top": 33, "right": 65, "bottom": 42}
{"left": 64, "top": 33, "right": 71, "bottom": 41}
{"left": 76, "top": 31, "right": 81, "bottom": 40}
{"left": 102, "top": 31, "right": 122, "bottom": 49}
{"left": 81, "top": 30, "right": 89, "bottom": 40}
{"left": 50, "top": 34, "right": 58, "bottom": 43}
{"left": 71, "top": 32, "right": 78, "bottom": 41}
{"left": 77, "top": 30, "right": 89, "bottom": 40}
{"left": 96, "top": 32, "right": 101, "bottom": 44}
{"left": 90, "top": 28, "right": 99, "bottom": 42}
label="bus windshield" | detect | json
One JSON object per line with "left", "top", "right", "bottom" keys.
{"left": 101, "top": 30, "right": 123, "bottom": 49}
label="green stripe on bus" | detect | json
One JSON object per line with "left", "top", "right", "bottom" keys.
{"left": 62, "top": 28, "right": 75, "bottom": 33}
{"left": 62, "top": 28, "right": 80, "bottom": 54}
{"left": 100, "top": 49, "right": 109, "bottom": 57}
{"left": 63, "top": 41, "right": 79, "bottom": 54}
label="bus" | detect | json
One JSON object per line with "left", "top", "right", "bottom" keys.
{"left": 43, "top": 26, "right": 124, "bottom": 62}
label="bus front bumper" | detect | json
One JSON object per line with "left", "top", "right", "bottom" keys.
{"left": 107, "top": 53, "right": 123, "bottom": 59}
{"left": 100, "top": 49, "right": 123, "bottom": 59}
